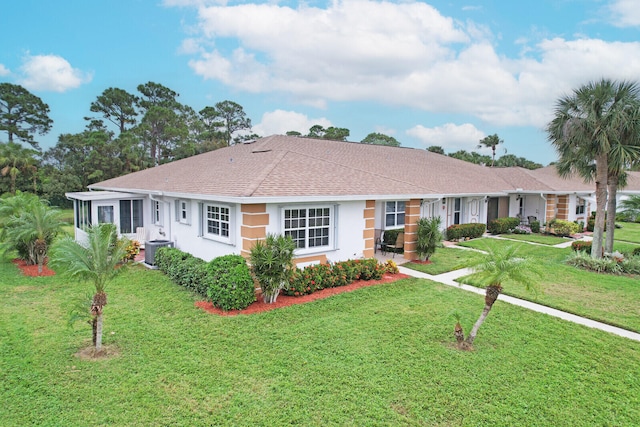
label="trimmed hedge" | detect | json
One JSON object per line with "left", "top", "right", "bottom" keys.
{"left": 155, "top": 247, "right": 256, "bottom": 310}
{"left": 445, "top": 223, "right": 486, "bottom": 241}
{"left": 487, "top": 217, "right": 520, "bottom": 234}
{"left": 530, "top": 220, "right": 541, "bottom": 233}
{"left": 549, "top": 219, "right": 579, "bottom": 237}
{"left": 571, "top": 240, "right": 592, "bottom": 254}
{"left": 285, "top": 258, "right": 388, "bottom": 297}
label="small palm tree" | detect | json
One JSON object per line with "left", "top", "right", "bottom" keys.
{"left": 250, "top": 234, "right": 296, "bottom": 303}
{"left": 0, "top": 142, "right": 39, "bottom": 194}
{"left": 49, "top": 224, "right": 130, "bottom": 352}
{"left": 415, "top": 216, "right": 443, "bottom": 261}
{"left": 458, "top": 245, "right": 540, "bottom": 349}
{"left": 0, "top": 193, "right": 65, "bottom": 273}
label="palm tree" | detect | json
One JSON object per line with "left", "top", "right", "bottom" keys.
{"left": 547, "top": 79, "right": 640, "bottom": 259}
{"left": 249, "top": 234, "right": 296, "bottom": 303}
{"left": 5, "top": 201, "right": 66, "bottom": 273}
{"left": 0, "top": 193, "right": 64, "bottom": 272}
{"left": 477, "top": 134, "right": 503, "bottom": 167}
{"left": 0, "top": 142, "right": 39, "bottom": 194}
{"left": 458, "top": 245, "right": 539, "bottom": 349}
{"left": 415, "top": 216, "right": 443, "bottom": 261}
{"left": 49, "top": 224, "right": 130, "bottom": 352}
{"left": 620, "top": 195, "right": 640, "bottom": 221}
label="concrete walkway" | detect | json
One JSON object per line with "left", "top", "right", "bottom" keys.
{"left": 398, "top": 262, "right": 640, "bottom": 343}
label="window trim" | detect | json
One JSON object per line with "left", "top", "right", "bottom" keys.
{"left": 175, "top": 199, "right": 191, "bottom": 225}
{"left": 201, "top": 202, "right": 232, "bottom": 244}
{"left": 152, "top": 200, "right": 163, "bottom": 226}
{"left": 385, "top": 200, "right": 406, "bottom": 229}
{"left": 119, "top": 199, "right": 144, "bottom": 234}
{"left": 282, "top": 204, "right": 335, "bottom": 254}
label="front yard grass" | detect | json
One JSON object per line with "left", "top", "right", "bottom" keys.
{"left": 403, "top": 246, "right": 485, "bottom": 275}
{"left": 495, "top": 233, "right": 570, "bottom": 245}
{"left": 457, "top": 238, "right": 640, "bottom": 332}
{"left": 1, "top": 256, "right": 639, "bottom": 426}
{"left": 608, "top": 221, "right": 640, "bottom": 244}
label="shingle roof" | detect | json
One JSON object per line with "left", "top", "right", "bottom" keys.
{"left": 88, "top": 134, "right": 640, "bottom": 199}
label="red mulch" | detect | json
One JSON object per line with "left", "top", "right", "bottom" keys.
{"left": 410, "top": 260, "right": 432, "bottom": 265}
{"left": 12, "top": 258, "right": 56, "bottom": 277}
{"left": 195, "top": 272, "right": 411, "bottom": 316}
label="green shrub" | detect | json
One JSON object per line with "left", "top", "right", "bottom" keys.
{"left": 620, "top": 256, "right": 640, "bottom": 275}
{"left": 565, "top": 250, "right": 622, "bottom": 274}
{"left": 206, "top": 255, "right": 255, "bottom": 311}
{"left": 633, "top": 247, "right": 640, "bottom": 257}
{"left": 571, "top": 240, "right": 592, "bottom": 254}
{"left": 487, "top": 217, "right": 520, "bottom": 234}
{"left": 155, "top": 247, "right": 193, "bottom": 281}
{"left": 178, "top": 256, "right": 209, "bottom": 296}
{"left": 286, "top": 258, "right": 386, "bottom": 297}
{"left": 549, "top": 219, "right": 579, "bottom": 237}
{"left": 530, "top": 220, "right": 540, "bottom": 233}
{"left": 446, "top": 223, "right": 486, "bottom": 241}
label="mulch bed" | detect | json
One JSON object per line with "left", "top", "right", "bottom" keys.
{"left": 195, "top": 272, "right": 411, "bottom": 316}
{"left": 12, "top": 258, "right": 56, "bottom": 277}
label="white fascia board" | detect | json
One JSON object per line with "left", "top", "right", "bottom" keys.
{"left": 65, "top": 191, "right": 142, "bottom": 201}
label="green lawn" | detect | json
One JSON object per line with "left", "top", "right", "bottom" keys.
{"left": 609, "top": 221, "right": 640, "bottom": 244}
{"left": 457, "top": 238, "right": 640, "bottom": 332}
{"left": 1, "top": 257, "right": 639, "bottom": 426}
{"left": 403, "top": 247, "right": 485, "bottom": 275}
{"left": 495, "top": 233, "right": 570, "bottom": 245}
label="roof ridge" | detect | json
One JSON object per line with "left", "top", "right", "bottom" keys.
{"left": 240, "top": 149, "right": 289, "bottom": 197}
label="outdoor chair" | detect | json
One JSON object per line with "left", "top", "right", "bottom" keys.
{"left": 375, "top": 231, "right": 385, "bottom": 254}
{"left": 527, "top": 216, "right": 537, "bottom": 225}
{"left": 385, "top": 232, "right": 404, "bottom": 258}
{"left": 136, "top": 227, "right": 147, "bottom": 249}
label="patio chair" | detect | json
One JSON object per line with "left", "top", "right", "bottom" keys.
{"left": 375, "top": 231, "right": 385, "bottom": 254}
{"left": 136, "top": 227, "right": 147, "bottom": 249}
{"left": 385, "top": 232, "right": 404, "bottom": 258}
{"left": 527, "top": 216, "right": 537, "bottom": 225}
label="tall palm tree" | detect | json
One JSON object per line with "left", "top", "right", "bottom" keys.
{"left": 50, "top": 224, "right": 130, "bottom": 352}
{"left": 458, "top": 245, "right": 539, "bottom": 348}
{"left": 547, "top": 79, "right": 640, "bottom": 259}
{"left": 477, "top": 134, "right": 503, "bottom": 167}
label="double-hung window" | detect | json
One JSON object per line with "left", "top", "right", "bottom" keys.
{"left": 204, "top": 203, "right": 230, "bottom": 241}
{"left": 576, "top": 198, "right": 586, "bottom": 215}
{"left": 385, "top": 201, "right": 405, "bottom": 228}
{"left": 152, "top": 200, "right": 163, "bottom": 226}
{"left": 175, "top": 200, "right": 191, "bottom": 225}
{"left": 453, "top": 198, "right": 462, "bottom": 225}
{"left": 283, "top": 206, "right": 332, "bottom": 250}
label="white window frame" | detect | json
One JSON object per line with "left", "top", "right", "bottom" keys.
{"left": 282, "top": 205, "right": 334, "bottom": 254}
{"left": 453, "top": 197, "right": 462, "bottom": 225}
{"left": 175, "top": 199, "right": 191, "bottom": 225}
{"left": 575, "top": 198, "right": 586, "bottom": 215}
{"left": 202, "top": 203, "right": 232, "bottom": 243}
{"left": 97, "top": 205, "right": 115, "bottom": 224}
{"left": 385, "top": 201, "right": 406, "bottom": 229}
{"left": 152, "top": 200, "right": 163, "bottom": 226}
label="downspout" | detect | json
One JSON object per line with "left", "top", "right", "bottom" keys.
{"left": 540, "top": 193, "right": 547, "bottom": 230}
{"left": 150, "top": 193, "right": 172, "bottom": 242}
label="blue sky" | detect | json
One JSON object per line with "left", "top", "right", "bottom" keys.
{"left": 2, "top": 0, "right": 640, "bottom": 165}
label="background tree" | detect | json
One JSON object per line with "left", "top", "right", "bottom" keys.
{"left": 0, "top": 83, "right": 52, "bottom": 149}
{"left": 620, "top": 195, "right": 640, "bottom": 221}
{"left": 427, "top": 146, "right": 445, "bottom": 154}
{"left": 89, "top": 87, "right": 139, "bottom": 134}
{"left": 361, "top": 132, "right": 400, "bottom": 147}
{"left": 50, "top": 223, "right": 130, "bottom": 352}
{"left": 547, "top": 79, "right": 640, "bottom": 258}
{"left": 285, "top": 130, "right": 302, "bottom": 136}
{"left": 477, "top": 134, "right": 503, "bottom": 167}
{"left": 323, "top": 126, "right": 350, "bottom": 141}
{"left": 448, "top": 150, "right": 492, "bottom": 166}
{"left": 199, "top": 101, "right": 252, "bottom": 147}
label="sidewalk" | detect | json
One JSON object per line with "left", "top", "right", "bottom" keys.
{"left": 398, "top": 264, "right": 640, "bottom": 342}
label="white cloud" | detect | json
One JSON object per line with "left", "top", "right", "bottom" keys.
{"left": 174, "top": 0, "right": 640, "bottom": 128}
{"left": 609, "top": 0, "right": 640, "bottom": 27}
{"left": 406, "top": 123, "right": 485, "bottom": 152}
{"left": 252, "top": 110, "right": 332, "bottom": 137}
{"left": 18, "top": 54, "right": 92, "bottom": 92}
{"left": 0, "top": 64, "right": 10, "bottom": 76}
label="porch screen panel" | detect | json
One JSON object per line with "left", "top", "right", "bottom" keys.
{"left": 132, "top": 200, "right": 143, "bottom": 230}
{"left": 120, "top": 201, "right": 132, "bottom": 233}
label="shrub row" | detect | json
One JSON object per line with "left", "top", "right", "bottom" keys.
{"left": 284, "top": 259, "right": 397, "bottom": 297}
{"left": 445, "top": 223, "right": 486, "bottom": 241}
{"left": 571, "top": 240, "right": 593, "bottom": 254}
{"left": 566, "top": 250, "right": 640, "bottom": 275}
{"left": 487, "top": 217, "right": 520, "bottom": 234}
{"left": 155, "top": 247, "right": 256, "bottom": 310}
